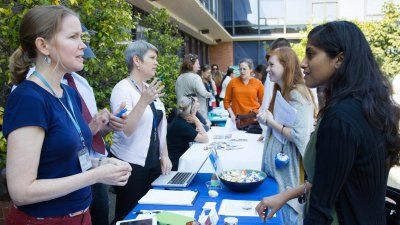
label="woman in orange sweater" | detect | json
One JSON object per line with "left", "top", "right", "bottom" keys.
{"left": 223, "top": 58, "right": 264, "bottom": 123}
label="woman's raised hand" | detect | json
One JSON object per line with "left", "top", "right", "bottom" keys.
{"left": 139, "top": 78, "right": 165, "bottom": 105}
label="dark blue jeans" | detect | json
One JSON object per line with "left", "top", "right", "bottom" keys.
{"left": 90, "top": 183, "right": 109, "bottom": 225}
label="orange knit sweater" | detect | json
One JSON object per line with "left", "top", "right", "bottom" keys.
{"left": 223, "top": 77, "right": 264, "bottom": 115}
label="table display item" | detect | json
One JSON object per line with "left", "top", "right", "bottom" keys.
{"left": 218, "top": 169, "right": 266, "bottom": 192}
{"left": 224, "top": 217, "right": 238, "bottom": 225}
{"left": 203, "top": 141, "right": 241, "bottom": 151}
{"left": 156, "top": 211, "right": 195, "bottom": 225}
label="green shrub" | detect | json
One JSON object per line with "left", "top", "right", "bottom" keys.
{"left": 0, "top": 0, "right": 134, "bottom": 161}
{"left": 0, "top": 0, "right": 134, "bottom": 108}
{"left": 139, "top": 8, "right": 184, "bottom": 115}
{"left": 291, "top": 2, "right": 400, "bottom": 80}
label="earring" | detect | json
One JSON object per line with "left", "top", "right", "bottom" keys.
{"left": 44, "top": 55, "right": 51, "bottom": 64}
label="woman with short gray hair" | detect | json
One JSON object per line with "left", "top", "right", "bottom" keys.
{"left": 110, "top": 40, "right": 172, "bottom": 221}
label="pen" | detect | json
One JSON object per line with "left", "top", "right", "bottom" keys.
{"left": 133, "top": 210, "right": 162, "bottom": 214}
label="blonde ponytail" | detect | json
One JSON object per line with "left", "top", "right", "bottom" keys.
{"left": 9, "top": 48, "right": 31, "bottom": 85}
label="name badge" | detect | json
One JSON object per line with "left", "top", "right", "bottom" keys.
{"left": 78, "top": 147, "right": 92, "bottom": 172}
{"left": 154, "top": 101, "right": 165, "bottom": 111}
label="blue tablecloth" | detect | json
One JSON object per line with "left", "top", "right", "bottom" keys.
{"left": 125, "top": 173, "right": 283, "bottom": 224}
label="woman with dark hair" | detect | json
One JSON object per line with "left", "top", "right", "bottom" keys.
{"left": 256, "top": 21, "right": 400, "bottom": 225}
{"left": 175, "top": 54, "right": 212, "bottom": 103}
{"left": 199, "top": 65, "right": 217, "bottom": 119}
{"left": 219, "top": 67, "right": 234, "bottom": 100}
{"left": 254, "top": 64, "right": 267, "bottom": 84}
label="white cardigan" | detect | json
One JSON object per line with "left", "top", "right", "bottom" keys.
{"left": 110, "top": 79, "right": 167, "bottom": 166}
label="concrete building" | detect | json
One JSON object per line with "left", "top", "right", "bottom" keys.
{"left": 129, "top": 0, "right": 399, "bottom": 71}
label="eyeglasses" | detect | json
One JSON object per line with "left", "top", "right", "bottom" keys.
{"left": 238, "top": 68, "right": 248, "bottom": 71}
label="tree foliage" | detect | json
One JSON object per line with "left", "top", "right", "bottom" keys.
{"left": 291, "top": 2, "right": 400, "bottom": 80}
{"left": 139, "top": 8, "right": 184, "bottom": 115}
{"left": 0, "top": 0, "right": 134, "bottom": 109}
{"left": 0, "top": 0, "right": 134, "bottom": 167}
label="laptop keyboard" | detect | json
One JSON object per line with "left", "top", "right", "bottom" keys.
{"left": 168, "top": 172, "right": 193, "bottom": 184}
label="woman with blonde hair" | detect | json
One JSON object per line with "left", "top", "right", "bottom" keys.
{"left": 3, "top": 5, "right": 131, "bottom": 225}
{"left": 257, "top": 47, "right": 316, "bottom": 224}
{"left": 167, "top": 95, "right": 209, "bottom": 170}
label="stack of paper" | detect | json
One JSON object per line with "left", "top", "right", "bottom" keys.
{"left": 138, "top": 189, "right": 198, "bottom": 206}
{"left": 272, "top": 91, "right": 297, "bottom": 144}
{"left": 218, "top": 199, "right": 260, "bottom": 217}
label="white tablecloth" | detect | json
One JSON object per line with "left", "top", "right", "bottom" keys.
{"left": 178, "top": 126, "right": 264, "bottom": 173}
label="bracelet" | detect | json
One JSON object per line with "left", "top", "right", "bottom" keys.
{"left": 280, "top": 124, "right": 285, "bottom": 135}
{"left": 298, "top": 180, "right": 308, "bottom": 204}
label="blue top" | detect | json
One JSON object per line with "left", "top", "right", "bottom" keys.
{"left": 3, "top": 80, "right": 92, "bottom": 217}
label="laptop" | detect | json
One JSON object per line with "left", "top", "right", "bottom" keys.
{"left": 151, "top": 152, "right": 210, "bottom": 188}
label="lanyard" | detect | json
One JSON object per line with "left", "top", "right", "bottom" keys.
{"left": 33, "top": 71, "right": 86, "bottom": 147}
{"left": 129, "top": 78, "right": 158, "bottom": 130}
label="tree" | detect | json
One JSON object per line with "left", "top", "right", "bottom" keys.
{"left": 139, "top": 8, "right": 184, "bottom": 115}
{"left": 360, "top": 2, "right": 400, "bottom": 79}
{"left": 291, "top": 2, "right": 400, "bottom": 80}
{"left": 0, "top": 0, "right": 134, "bottom": 108}
{"left": 0, "top": 0, "right": 134, "bottom": 165}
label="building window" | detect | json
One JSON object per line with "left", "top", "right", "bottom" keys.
{"left": 233, "top": 0, "right": 258, "bottom": 26}
{"left": 312, "top": 1, "right": 338, "bottom": 23}
{"left": 233, "top": 41, "right": 267, "bottom": 66}
{"left": 365, "top": 0, "right": 384, "bottom": 21}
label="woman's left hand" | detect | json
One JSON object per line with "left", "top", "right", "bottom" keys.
{"left": 107, "top": 103, "right": 128, "bottom": 132}
{"left": 160, "top": 156, "right": 172, "bottom": 175}
{"left": 90, "top": 109, "right": 111, "bottom": 135}
{"left": 257, "top": 109, "right": 274, "bottom": 126}
{"left": 255, "top": 194, "right": 287, "bottom": 221}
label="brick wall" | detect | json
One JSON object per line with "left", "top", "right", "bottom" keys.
{"left": 208, "top": 42, "right": 234, "bottom": 73}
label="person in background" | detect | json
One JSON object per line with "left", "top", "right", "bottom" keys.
{"left": 213, "top": 70, "right": 223, "bottom": 106}
{"left": 254, "top": 64, "right": 267, "bottom": 84}
{"left": 257, "top": 47, "right": 316, "bottom": 224}
{"left": 199, "top": 65, "right": 217, "bottom": 120}
{"left": 4, "top": 5, "right": 131, "bottom": 225}
{"left": 167, "top": 95, "right": 209, "bottom": 170}
{"left": 256, "top": 21, "right": 400, "bottom": 225}
{"left": 219, "top": 67, "right": 234, "bottom": 100}
{"left": 109, "top": 40, "right": 172, "bottom": 221}
{"left": 211, "top": 63, "right": 220, "bottom": 78}
{"left": 223, "top": 58, "right": 264, "bottom": 123}
{"left": 175, "top": 54, "right": 212, "bottom": 117}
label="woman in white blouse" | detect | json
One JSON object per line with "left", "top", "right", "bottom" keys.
{"left": 110, "top": 40, "right": 172, "bottom": 222}
{"left": 219, "top": 67, "right": 234, "bottom": 100}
